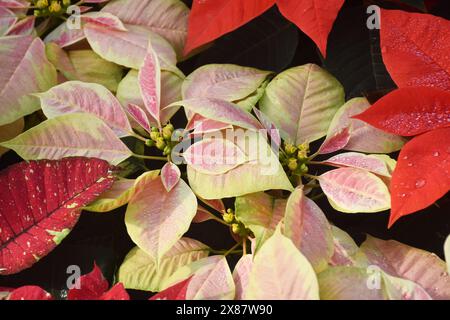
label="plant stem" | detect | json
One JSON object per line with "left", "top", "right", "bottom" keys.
{"left": 132, "top": 153, "right": 167, "bottom": 161}
{"left": 310, "top": 193, "right": 325, "bottom": 201}
{"left": 204, "top": 209, "right": 229, "bottom": 226}
{"left": 304, "top": 173, "right": 319, "bottom": 181}
{"left": 129, "top": 132, "right": 148, "bottom": 143}
{"left": 224, "top": 242, "right": 242, "bottom": 257}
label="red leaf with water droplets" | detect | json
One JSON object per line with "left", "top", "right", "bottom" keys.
{"left": 0, "top": 158, "right": 114, "bottom": 275}
{"left": 7, "top": 286, "right": 53, "bottom": 300}
{"left": 150, "top": 277, "right": 192, "bottom": 300}
{"left": 389, "top": 128, "right": 450, "bottom": 227}
{"left": 67, "top": 264, "right": 129, "bottom": 300}
{"left": 380, "top": 9, "right": 450, "bottom": 91}
{"left": 276, "top": 0, "right": 345, "bottom": 58}
{"left": 184, "top": 0, "right": 275, "bottom": 55}
{"left": 354, "top": 87, "right": 450, "bottom": 136}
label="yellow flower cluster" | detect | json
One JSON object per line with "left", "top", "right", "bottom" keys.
{"left": 282, "top": 142, "right": 310, "bottom": 175}
{"left": 33, "top": 0, "right": 71, "bottom": 17}
{"left": 146, "top": 124, "right": 175, "bottom": 156}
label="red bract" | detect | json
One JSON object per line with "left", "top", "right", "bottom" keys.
{"left": 7, "top": 286, "right": 53, "bottom": 301}
{"left": 389, "top": 128, "right": 450, "bottom": 227}
{"left": 353, "top": 87, "right": 450, "bottom": 136}
{"left": 380, "top": 9, "right": 450, "bottom": 91}
{"left": 0, "top": 158, "right": 114, "bottom": 275}
{"left": 184, "top": 0, "right": 275, "bottom": 55}
{"left": 149, "top": 277, "right": 192, "bottom": 300}
{"left": 277, "top": 0, "right": 345, "bottom": 57}
{"left": 67, "top": 264, "right": 129, "bottom": 300}
{"left": 184, "top": 0, "right": 344, "bottom": 57}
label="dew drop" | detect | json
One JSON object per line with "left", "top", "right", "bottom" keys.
{"left": 407, "top": 162, "right": 414, "bottom": 167}
{"left": 415, "top": 179, "right": 426, "bottom": 189}
{"left": 402, "top": 155, "right": 409, "bottom": 160}
{"left": 433, "top": 151, "right": 440, "bottom": 157}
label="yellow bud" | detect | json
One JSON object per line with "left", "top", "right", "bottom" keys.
{"left": 150, "top": 131, "right": 160, "bottom": 141}
{"left": 163, "top": 146, "right": 171, "bottom": 156}
{"left": 299, "top": 164, "right": 309, "bottom": 174}
{"left": 36, "top": 0, "right": 49, "bottom": 9}
{"left": 297, "top": 150, "right": 308, "bottom": 161}
{"left": 288, "top": 158, "right": 298, "bottom": 171}
{"left": 62, "top": 0, "right": 71, "bottom": 6}
{"left": 284, "top": 143, "right": 297, "bottom": 155}
{"left": 162, "top": 125, "right": 173, "bottom": 140}
{"left": 223, "top": 213, "right": 235, "bottom": 224}
{"left": 232, "top": 224, "right": 241, "bottom": 235}
{"left": 155, "top": 137, "right": 166, "bottom": 150}
{"left": 49, "top": 1, "right": 62, "bottom": 12}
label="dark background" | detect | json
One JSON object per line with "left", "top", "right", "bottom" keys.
{"left": 0, "top": 0, "right": 449, "bottom": 299}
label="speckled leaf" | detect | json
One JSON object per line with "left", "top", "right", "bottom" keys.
{"left": 0, "top": 158, "right": 114, "bottom": 275}
{"left": 102, "top": 0, "right": 189, "bottom": 58}
{"left": 118, "top": 238, "right": 209, "bottom": 292}
{"left": 355, "top": 236, "right": 450, "bottom": 300}
{"left": 85, "top": 170, "right": 160, "bottom": 213}
{"left": 7, "top": 286, "right": 53, "bottom": 300}
{"left": 284, "top": 187, "right": 333, "bottom": 273}
{"left": 44, "top": 21, "right": 85, "bottom": 48}
{"left": 246, "top": 228, "right": 320, "bottom": 300}
{"left": 235, "top": 192, "right": 286, "bottom": 253}
{"left": 125, "top": 177, "right": 197, "bottom": 264}
{"left": 329, "top": 226, "right": 359, "bottom": 267}
{"left": 322, "top": 152, "right": 396, "bottom": 178}
{"left": 125, "top": 103, "right": 152, "bottom": 133}
{"left": 0, "top": 7, "right": 17, "bottom": 36}
{"left": 1, "top": 113, "right": 132, "bottom": 165}
{"left": 163, "top": 256, "right": 235, "bottom": 300}
{"left": 259, "top": 64, "right": 344, "bottom": 144}
{"left": 0, "top": 36, "right": 57, "bottom": 126}
{"left": 37, "top": 81, "right": 132, "bottom": 137}
{"left": 6, "top": 16, "right": 35, "bottom": 36}
{"left": 326, "top": 97, "right": 405, "bottom": 153}
{"left": 318, "top": 168, "right": 391, "bottom": 213}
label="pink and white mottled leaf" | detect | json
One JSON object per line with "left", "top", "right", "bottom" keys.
{"left": 81, "top": 12, "right": 127, "bottom": 31}
{"left": 125, "top": 103, "right": 151, "bottom": 133}
{"left": 102, "top": 0, "right": 189, "bottom": 58}
{"left": 318, "top": 266, "right": 432, "bottom": 300}
{"left": 329, "top": 226, "right": 358, "bottom": 267}
{"left": 167, "top": 98, "right": 262, "bottom": 130}
{"left": 44, "top": 21, "right": 86, "bottom": 48}
{"left": 0, "top": 7, "right": 17, "bottom": 35}
{"left": 161, "top": 162, "right": 181, "bottom": 192}
{"left": 253, "top": 107, "right": 281, "bottom": 149}
{"left": 184, "top": 138, "right": 247, "bottom": 175}
{"left": 0, "top": 0, "right": 28, "bottom": 8}
{"left": 246, "top": 228, "right": 320, "bottom": 300}
{"left": 6, "top": 16, "right": 35, "bottom": 36}
{"left": 319, "top": 126, "right": 351, "bottom": 155}
{"left": 186, "top": 114, "right": 232, "bottom": 136}
{"left": 37, "top": 81, "right": 132, "bottom": 137}
{"left": 233, "top": 255, "right": 253, "bottom": 300}
{"left": 322, "top": 152, "right": 396, "bottom": 178}
{"left": 326, "top": 97, "right": 405, "bottom": 153}
{"left": 86, "top": 171, "right": 160, "bottom": 213}
{"left": 1, "top": 113, "right": 132, "bottom": 165}
{"left": 259, "top": 64, "right": 345, "bottom": 144}
{"left": 139, "top": 44, "right": 161, "bottom": 126}
{"left": 187, "top": 130, "right": 293, "bottom": 199}
{"left": 85, "top": 23, "right": 178, "bottom": 72}
{"left": 355, "top": 236, "right": 450, "bottom": 300}
{"left": 0, "top": 36, "right": 56, "bottom": 126}
{"left": 182, "top": 64, "right": 271, "bottom": 103}
{"left": 318, "top": 168, "right": 391, "bottom": 213}
{"left": 284, "top": 187, "right": 333, "bottom": 272}
{"left": 125, "top": 177, "right": 197, "bottom": 264}
{"left": 163, "top": 256, "right": 235, "bottom": 300}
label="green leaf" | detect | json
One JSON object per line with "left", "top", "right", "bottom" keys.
{"left": 235, "top": 192, "right": 286, "bottom": 253}
{"left": 117, "top": 238, "right": 209, "bottom": 292}
{"left": 246, "top": 228, "right": 319, "bottom": 300}
{"left": 259, "top": 64, "right": 344, "bottom": 144}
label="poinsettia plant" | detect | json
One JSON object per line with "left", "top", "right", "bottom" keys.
{"left": 0, "top": 0, "right": 449, "bottom": 300}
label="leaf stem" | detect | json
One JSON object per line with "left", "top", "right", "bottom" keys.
{"left": 132, "top": 153, "right": 167, "bottom": 161}
{"left": 224, "top": 242, "right": 242, "bottom": 257}
{"left": 304, "top": 173, "right": 319, "bottom": 181}
{"left": 203, "top": 209, "right": 229, "bottom": 226}
{"left": 129, "top": 132, "right": 148, "bottom": 143}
